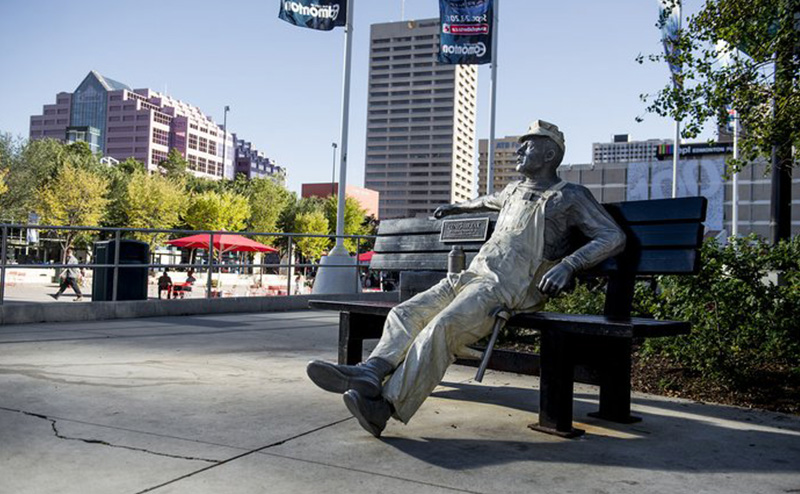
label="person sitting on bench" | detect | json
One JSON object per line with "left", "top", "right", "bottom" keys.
{"left": 307, "top": 120, "right": 626, "bottom": 437}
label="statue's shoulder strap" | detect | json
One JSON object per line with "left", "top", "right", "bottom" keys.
{"left": 542, "top": 179, "right": 568, "bottom": 200}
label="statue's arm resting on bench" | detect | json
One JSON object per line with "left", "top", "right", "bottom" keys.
{"left": 433, "top": 190, "right": 505, "bottom": 219}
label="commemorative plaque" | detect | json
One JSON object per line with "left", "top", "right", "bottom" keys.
{"left": 439, "top": 217, "right": 490, "bottom": 243}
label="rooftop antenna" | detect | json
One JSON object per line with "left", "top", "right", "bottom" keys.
{"left": 401, "top": 0, "right": 405, "bottom": 21}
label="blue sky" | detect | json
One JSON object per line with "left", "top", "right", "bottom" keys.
{"left": 0, "top": 0, "right": 695, "bottom": 195}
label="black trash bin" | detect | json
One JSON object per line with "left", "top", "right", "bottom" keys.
{"left": 92, "top": 239, "right": 149, "bottom": 301}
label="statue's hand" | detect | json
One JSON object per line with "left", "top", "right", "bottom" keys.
{"left": 433, "top": 204, "right": 458, "bottom": 219}
{"left": 538, "top": 262, "right": 575, "bottom": 297}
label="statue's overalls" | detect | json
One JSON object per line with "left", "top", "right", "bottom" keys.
{"left": 370, "top": 181, "right": 568, "bottom": 422}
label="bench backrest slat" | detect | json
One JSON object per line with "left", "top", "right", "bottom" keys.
{"left": 593, "top": 249, "right": 701, "bottom": 275}
{"left": 374, "top": 234, "right": 486, "bottom": 255}
{"left": 604, "top": 197, "right": 707, "bottom": 224}
{"left": 372, "top": 197, "right": 708, "bottom": 277}
{"left": 626, "top": 222, "right": 704, "bottom": 249}
{"left": 372, "top": 252, "right": 481, "bottom": 272}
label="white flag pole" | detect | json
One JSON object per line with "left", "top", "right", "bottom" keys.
{"left": 313, "top": 0, "right": 358, "bottom": 294}
{"left": 486, "top": 0, "right": 500, "bottom": 195}
{"left": 671, "top": 0, "right": 681, "bottom": 198}
{"left": 332, "top": 0, "right": 354, "bottom": 254}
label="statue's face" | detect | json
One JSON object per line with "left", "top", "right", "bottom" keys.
{"left": 515, "top": 137, "right": 553, "bottom": 177}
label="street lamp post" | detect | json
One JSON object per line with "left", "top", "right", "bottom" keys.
{"left": 222, "top": 105, "right": 230, "bottom": 176}
{"left": 331, "top": 142, "right": 338, "bottom": 197}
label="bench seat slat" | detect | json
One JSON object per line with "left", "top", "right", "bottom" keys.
{"left": 308, "top": 301, "right": 690, "bottom": 339}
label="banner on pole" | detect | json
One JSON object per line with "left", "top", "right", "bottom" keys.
{"left": 658, "top": 0, "right": 682, "bottom": 89}
{"left": 279, "top": 0, "right": 346, "bottom": 31}
{"left": 438, "top": 0, "right": 493, "bottom": 65}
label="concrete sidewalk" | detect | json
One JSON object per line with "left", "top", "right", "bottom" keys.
{"left": 0, "top": 311, "right": 798, "bottom": 494}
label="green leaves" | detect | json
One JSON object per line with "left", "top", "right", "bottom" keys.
{"left": 641, "top": 235, "right": 800, "bottom": 386}
{"left": 123, "top": 171, "right": 187, "bottom": 247}
{"left": 641, "top": 0, "right": 799, "bottom": 169}
{"left": 184, "top": 191, "right": 251, "bottom": 233}
{"left": 294, "top": 210, "right": 330, "bottom": 262}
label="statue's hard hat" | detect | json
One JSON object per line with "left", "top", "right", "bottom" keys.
{"left": 518, "top": 120, "right": 565, "bottom": 152}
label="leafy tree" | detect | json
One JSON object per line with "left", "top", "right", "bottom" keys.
{"left": 2, "top": 138, "right": 63, "bottom": 220}
{"left": 158, "top": 148, "right": 188, "bottom": 178}
{"left": 324, "top": 195, "right": 369, "bottom": 253}
{"left": 184, "top": 190, "right": 250, "bottom": 232}
{"left": 0, "top": 168, "right": 8, "bottom": 200}
{"left": 186, "top": 173, "right": 224, "bottom": 194}
{"left": 278, "top": 195, "right": 325, "bottom": 234}
{"left": 247, "top": 177, "right": 292, "bottom": 239}
{"left": 36, "top": 161, "right": 110, "bottom": 260}
{"left": 639, "top": 0, "right": 799, "bottom": 241}
{"left": 123, "top": 171, "right": 187, "bottom": 247}
{"left": 103, "top": 157, "right": 148, "bottom": 228}
{"left": 294, "top": 210, "right": 330, "bottom": 262}
{"left": 118, "top": 156, "right": 146, "bottom": 175}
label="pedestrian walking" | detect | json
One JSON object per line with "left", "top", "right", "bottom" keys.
{"left": 52, "top": 247, "right": 84, "bottom": 301}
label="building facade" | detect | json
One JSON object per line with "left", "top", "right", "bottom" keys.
{"left": 234, "top": 138, "right": 286, "bottom": 185}
{"left": 30, "top": 71, "right": 236, "bottom": 180}
{"left": 592, "top": 134, "right": 672, "bottom": 165}
{"left": 560, "top": 148, "right": 800, "bottom": 238}
{"left": 477, "top": 136, "right": 522, "bottom": 194}
{"left": 301, "top": 183, "right": 380, "bottom": 219}
{"left": 364, "top": 19, "right": 478, "bottom": 219}
{"left": 475, "top": 134, "right": 799, "bottom": 238}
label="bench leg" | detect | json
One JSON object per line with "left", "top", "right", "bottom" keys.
{"left": 337, "top": 312, "right": 387, "bottom": 365}
{"left": 338, "top": 312, "right": 364, "bottom": 365}
{"left": 587, "top": 338, "right": 642, "bottom": 424}
{"left": 529, "top": 329, "right": 584, "bottom": 438}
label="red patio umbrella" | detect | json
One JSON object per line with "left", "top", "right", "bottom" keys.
{"left": 166, "top": 233, "right": 277, "bottom": 254}
{"left": 357, "top": 251, "right": 374, "bottom": 262}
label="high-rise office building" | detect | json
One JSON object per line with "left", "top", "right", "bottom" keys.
{"left": 477, "top": 136, "right": 522, "bottom": 194}
{"left": 364, "top": 19, "right": 478, "bottom": 219}
{"left": 29, "top": 71, "right": 236, "bottom": 180}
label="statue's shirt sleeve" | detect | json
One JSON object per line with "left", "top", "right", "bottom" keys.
{"left": 544, "top": 185, "right": 626, "bottom": 271}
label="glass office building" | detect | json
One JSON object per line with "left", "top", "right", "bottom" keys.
{"left": 68, "top": 72, "right": 131, "bottom": 153}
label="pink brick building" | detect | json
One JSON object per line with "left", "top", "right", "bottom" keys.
{"left": 29, "top": 71, "right": 235, "bottom": 180}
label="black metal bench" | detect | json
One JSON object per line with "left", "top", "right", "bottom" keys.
{"left": 310, "top": 196, "right": 708, "bottom": 437}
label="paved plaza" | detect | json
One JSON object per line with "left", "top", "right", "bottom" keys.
{"left": 1, "top": 310, "right": 798, "bottom": 493}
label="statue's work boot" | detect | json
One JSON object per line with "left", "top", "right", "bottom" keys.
{"left": 343, "top": 389, "right": 393, "bottom": 438}
{"left": 306, "top": 358, "right": 393, "bottom": 398}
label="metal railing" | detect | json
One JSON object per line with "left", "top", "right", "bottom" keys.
{"left": 0, "top": 224, "right": 376, "bottom": 305}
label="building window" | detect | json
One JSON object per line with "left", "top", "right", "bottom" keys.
{"left": 151, "top": 150, "right": 168, "bottom": 166}
{"left": 152, "top": 128, "right": 169, "bottom": 146}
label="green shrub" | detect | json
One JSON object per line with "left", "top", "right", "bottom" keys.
{"left": 639, "top": 235, "right": 800, "bottom": 386}
{"left": 499, "top": 236, "right": 800, "bottom": 389}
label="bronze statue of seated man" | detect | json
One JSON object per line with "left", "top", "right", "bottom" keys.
{"left": 307, "top": 120, "right": 626, "bottom": 437}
